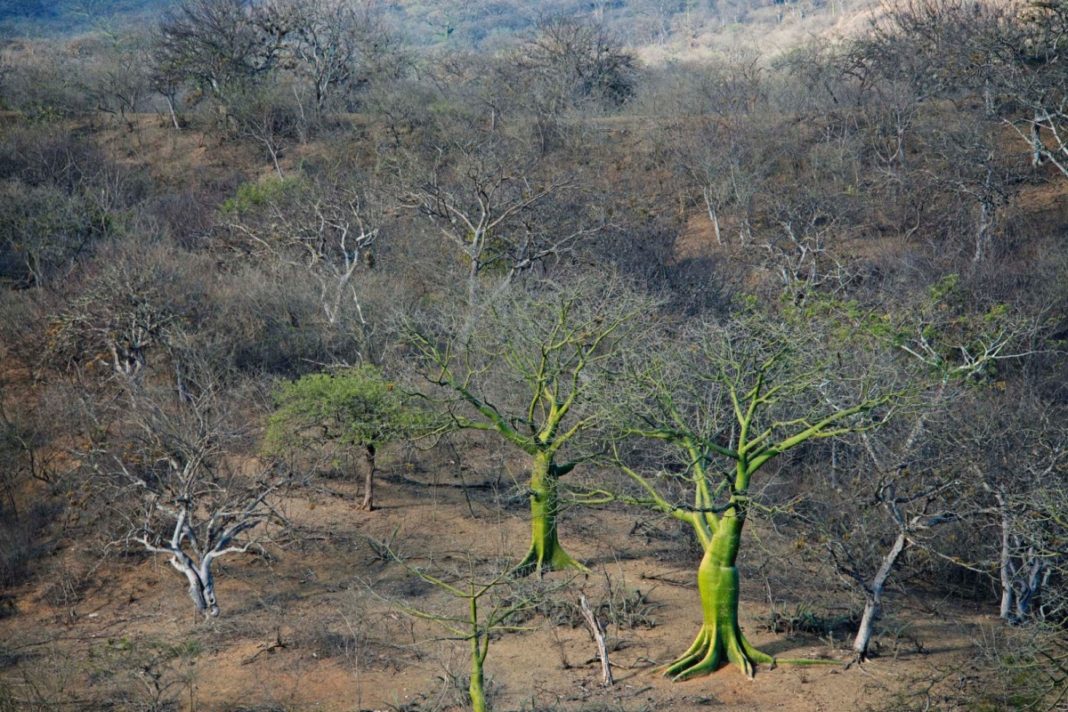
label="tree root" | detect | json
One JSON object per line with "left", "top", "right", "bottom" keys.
{"left": 511, "top": 542, "right": 589, "bottom": 578}
{"left": 664, "top": 623, "right": 775, "bottom": 681}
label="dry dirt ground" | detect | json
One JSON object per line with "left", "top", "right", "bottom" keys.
{"left": 0, "top": 445, "right": 998, "bottom": 712}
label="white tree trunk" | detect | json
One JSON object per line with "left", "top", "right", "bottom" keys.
{"left": 702, "top": 187, "right": 722, "bottom": 245}
{"left": 170, "top": 555, "right": 220, "bottom": 618}
{"left": 165, "top": 95, "right": 181, "bottom": 131}
{"left": 853, "top": 531, "right": 907, "bottom": 659}
{"left": 998, "top": 494, "right": 1015, "bottom": 620}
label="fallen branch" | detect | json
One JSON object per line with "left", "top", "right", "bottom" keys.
{"left": 579, "top": 593, "right": 613, "bottom": 687}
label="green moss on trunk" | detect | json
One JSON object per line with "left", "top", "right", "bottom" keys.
{"left": 666, "top": 509, "right": 774, "bottom": 680}
{"left": 513, "top": 452, "right": 587, "bottom": 576}
{"left": 470, "top": 596, "right": 488, "bottom": 712}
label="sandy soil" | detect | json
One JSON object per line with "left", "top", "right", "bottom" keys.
{"left": 0, "top": 449, "right": 995, "bottom": 712}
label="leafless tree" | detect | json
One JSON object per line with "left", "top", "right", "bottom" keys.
{"left": 664, "top": 58, "right": 775, "bottom": 248}
{"left": 89, "top": 370, "right": 285, "bottom": 618}
{"left": 400, "top": 129, "right": 599, "bottom": 323}
{"left": 373, "top": 544, "right": 554, "bottom": 712}
{"left": 285, "top": 0, "right": 407, "bottom": 119}
{"left": 818, "top": 277, "right": 1049, "bottom": 657}
{"left": 512, "top": 17, "right": 637, "bottom": 116}
{"left": 951, "top": 390, "right": 1068, "bottom": 623}
{"left": 81, "top": 33, "right": 153, "bottom": 127}
{"left": 916, "top": 117, "right": 1015, "bottom": 264}
{"left": 0, "top": 181, "right": 95, "bottom": 288}
{"left": 153, "top": 0, "right": 295, "bottom": 106}
{"left": 44, "top": 243, "right": 210, "bottom": 386}
{"left": 993, "top": 0, "right": 1068, "bottom": 175}
{"left": 762, "top": 194, "right": 855, "bottom": 299}
{"left": 218, "top": 173, "right": 380, "bottom": 359}
{"left": 225, "top": 83, "right": 303, "bottom": 177}
{"left": 825, "top": 436, "right": 961, "bottom": 660}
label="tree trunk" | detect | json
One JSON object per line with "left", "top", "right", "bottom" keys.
{"left": 360, "top": 443, "right": 376, "bottom": 511}
{"left": 165, "top": 95, "right": 181, "bottom": 130}
{"left": 170, "top": 555, "right": 220, "bottom": 618}
{"left": 513, "top": 452, "right": 585, "bottom": 576}
{"left": 469, "top": 599, "right": 487, "bottom": 712}
{"left": 469, "top": 645, "right": 486, "bottom": 712}
{"left": 998, "top": 494, "right": 1015, "bottom": 620}
{"left": 665, "top": 507, "right": 773, "bottom": 680}
{"left": 198, "top": 560, "right": 220, "bottom": 617}
{"left": 895, "top": 123, "right": 907, "bottom": 171}
{"left": 853, "top": 531, "right": 906, "bottom": 660}
{"left": 973, "top": 164, "right": 996, "bottom": 264}
{"left": 703, "top": 188, "right": 722, "bottom": 245}
{"left": 266, "top": 140, "right": 284, "bottom": 180}
{"left": 1015, "top": 552, "right": 1045, "bottom": 620}
{"left": 1031, "top": 115, "right": 1044, "bottom": 167}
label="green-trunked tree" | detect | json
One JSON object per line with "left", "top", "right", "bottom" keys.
{"left": 408, "top": 275, "right": 660, "bottom": 576}
{"left": 614, "top": 309, "right": 901, "bottom": 680}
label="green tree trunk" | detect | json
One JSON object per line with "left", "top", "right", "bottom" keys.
{"left": 665, "top": 505, "right": 774, "bottom": 680}
{"left": 469, "top": 651, "right": 486, "bottom": 712}
{"left": 470, "top": 596, "right": 488, "bottom": 712}
{"left": 513, "top": 452, "right": 586, "bottom": 576}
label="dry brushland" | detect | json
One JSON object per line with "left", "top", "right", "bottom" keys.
{"left": 0, "top": 455, "right": 1005, "bottom": 711}
{"left": 1, "top": 0, "right": 1067, "bottom": 710}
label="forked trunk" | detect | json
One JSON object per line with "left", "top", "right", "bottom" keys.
{"left": 171, "top": 555, "right": 220, "bottom": 618}
{"left": 360, "top": 443, "right": 376, "bottom": 511}
{"left": 1015, "top": 553, "right": 1046, "bottom": 621}
{"left": 666, "top": 509, "right": 773, "bottom": 680}
{"left": 513, "top": 452, "right": 586, "bottom": 576}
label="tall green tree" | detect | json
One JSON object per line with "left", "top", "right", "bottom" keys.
{"left": 409, "top": 276, "right": 659, "bottom": 576}
{"left": 615, "top": 311, "right": 898, "bottom": 679}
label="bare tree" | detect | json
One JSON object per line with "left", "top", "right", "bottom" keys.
{"left": 400, "top": 129, "right": 599, "bottom": 322}
{"left": 667, "top": 55, "right": 772, "bottom": 247}
{"left": 82, "top": 33, "right": 152, "bottom": 127}
{"left": 153, "top": 0, "right": 294, "bottom": 105}
{"left": 374, "top": 545, "right": 551, "bottom": 712}
{"left": 0, "top": 181, "right": 95, "bottom": 288}
{"left": 825, "top": 463, "right": 960, "bottom": 660}
{"left": 762, "top": 193, "right": 853, "bottom": 299}
{"left": 90, "top": 371, "right": 285, "bottom": 618}
{"left": 512, "top": 17, "right": 637, "bottom": 116}
{"left": 919, "top": 118, "right": 1013, "bottom": 264}
{"left": 286, "top": 0, "right": 407, "bottom": 119}
{"left": 44, "top": 243, "right": 210, "bottom": 385}
{"left": 817, "top": 276, "right": 1048, "bottom": 657}
{"left": 952, "top": 390, "right": 1068, "bottom": 624}
{"left": 218, "top": 172, "right": 380, "bottom": 359}
{"left": 996, "top": 0, "right": 1068, "bottom": 176}
{"left": 225, "top": 83, "right": 302, "bottom": 177}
